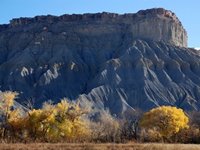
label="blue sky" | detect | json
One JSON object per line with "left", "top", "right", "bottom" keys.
{"left": 0, "top": 0, "right": 199, "bottom": 47}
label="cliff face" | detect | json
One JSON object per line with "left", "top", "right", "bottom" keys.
{"left": 130, "top": 11, "right": 187, "bottom": 47}
{"left": 0, "top": 8, "right": 197, "bottom": 114}
{"left": 6, "top": 8, "right": 187, "bottom": 47}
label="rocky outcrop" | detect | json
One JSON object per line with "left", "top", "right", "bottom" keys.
{"left": 7, "top": 8, "right": 187, "bottom": 47}
{"left": 0, "top": 8, "right": 196, "bottom": 114}
{"left": 131, "top": 8, "right": 187, "bottom": 47}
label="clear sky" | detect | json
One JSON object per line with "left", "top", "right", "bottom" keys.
{"left": 0, "top": 0, "right": 199, "bottom": 47}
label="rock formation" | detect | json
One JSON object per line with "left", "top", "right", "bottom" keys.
{"left": 6, "top": 8, "right": 187, "bottom": 47}
{"left": 0, "top": 8, "right": 198, "bottom": 115}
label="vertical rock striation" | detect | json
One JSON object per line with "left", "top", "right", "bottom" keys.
{"left": 131, "top": 8, "right": 187, "bottom": 47}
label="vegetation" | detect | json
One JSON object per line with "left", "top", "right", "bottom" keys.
{"left": 1, "top": 91, "right": 200, "bottom": 144}
{"left": 139, "top": 106, "right": 189, "bottom": 142}
{"left": 0, "top": 91, "right": 90, "bottom": 142}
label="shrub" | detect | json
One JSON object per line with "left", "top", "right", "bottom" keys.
{"left": 89, "top": 110, "right": 120, "bottom": 143}
{"left": 140, "top": 128, "right": 162, "bottom": 142}
{"left": 174, "top": 126, "right": 200, "bottom": 143}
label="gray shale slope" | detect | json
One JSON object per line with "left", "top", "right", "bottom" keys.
{"left": 0, "top": 8, "right": 199, "bottom": 114}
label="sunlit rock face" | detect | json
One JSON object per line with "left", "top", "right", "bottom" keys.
{"left": 0, "top": 8, "right": 198, "bottom": 115}
{"left": 5, "top": 8, "right": 187, "bottom": 47}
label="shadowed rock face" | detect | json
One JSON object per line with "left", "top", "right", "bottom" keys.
{"left": 0, "top": 8, "right": 197, "bottom": 114}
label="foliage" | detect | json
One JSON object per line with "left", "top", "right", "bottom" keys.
{"left": 0, "top": 91, "right": 19, "bottom": 138}
{"left": 139, "top": 106, "right": 189, "bottom": 141}
{"left": 0, "top": 91, "right": 90, "bottom": 142}
{"left": 1, "top": 91, "right": 198, "bottom": 144}
{"left": 19, "top": 99, "right": 90, "bottom": 142}
{"left": 0, "top": 91, "right": 18, "bottom": 114}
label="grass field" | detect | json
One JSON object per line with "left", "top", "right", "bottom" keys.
{"left": 0, "top": 143, "right": 200, "bottom": 150}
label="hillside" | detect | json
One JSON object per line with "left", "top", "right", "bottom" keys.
{"left": 0, "top": 8, "right": 199, "bottom": 114}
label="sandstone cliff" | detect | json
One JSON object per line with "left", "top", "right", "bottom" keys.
{"left": 6, "top": 8, "right": 187, "bottom": 47}
{"left": 0, "top": 8, "right": 197, "bottom": 114}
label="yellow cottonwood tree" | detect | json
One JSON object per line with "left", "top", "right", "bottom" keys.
{"left": 140, "top": 106, "right": 189, "bottom": 140}
{"left": 0, "top": 91, "right": 18, "bottom": 138}
{"left": 15, "top": 99, "right": 90, "bottom": 142}
{"left": 53, "top": 99, "right": 89, "bottom": 140}
{"left": 0, "top": 91, "right": 18, "bottom": 114}
{"left": 0, "top": 91, "right": 89, "bottom": 142}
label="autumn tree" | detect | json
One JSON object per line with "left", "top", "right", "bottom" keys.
{"left": 0, "top": 91, "right": 19, "bottom": 138}
{"left": 9, "top": 99, "right": 90, "bottom": 142}
{"left": 140, "top": 106, "right": 189, "bottom": 141}
{"left": 47, "top": 99, "right": 90, "bottom": 142}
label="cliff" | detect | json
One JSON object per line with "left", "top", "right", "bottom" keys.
{"left": 0, "top": 8, "right": 198, "bottom": 114}
{"left": 5, "top": 8, "right": 187, "bottom": 47}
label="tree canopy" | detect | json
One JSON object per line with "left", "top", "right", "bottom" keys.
{"left": 140, "top": 106, "right": 189, "bottom": 139}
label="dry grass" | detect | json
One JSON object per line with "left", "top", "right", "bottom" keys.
{"left": 0, "top": 143, "right": 200, "bottom": 150}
